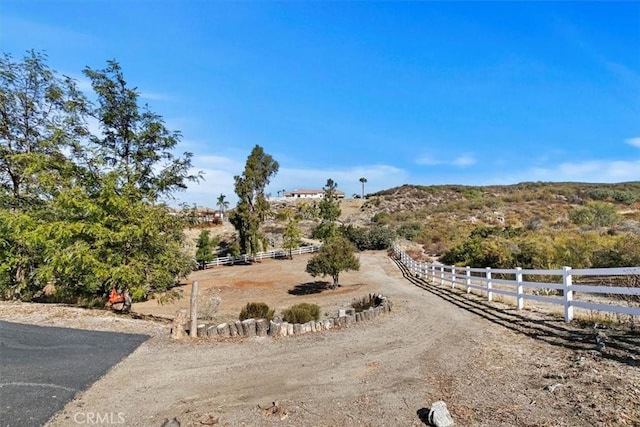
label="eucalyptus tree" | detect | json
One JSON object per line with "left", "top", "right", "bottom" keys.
{"left": 229, "top": 145, "right": 279, "bottom": 255}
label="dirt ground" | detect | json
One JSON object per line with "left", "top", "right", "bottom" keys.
{"left": 2, "top": 251, "right": 639, "bottom": 426}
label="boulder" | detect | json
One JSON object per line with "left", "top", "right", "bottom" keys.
{"left": 256, "top": 319, "right": 268, "bottom": 337}
{"left": 206, "top": 324, "right": 217, "bottom": 337}
{"left": 268, "top": 320, "right": 281, "bottom": 337}
{"left": 242, "top": 319, "right": 256, "bottom": 337}
{"left": 229, "top": 322, "right": 238, "bottom": 337}
{"left": 171, "top": 309, "right": 188, "bottom": 339}
{"left": 428, "top": 401, "right": 454, "bottom": 427}
{"left": 234, "top": 320, "right": 243, "bottom": 336}
{"left": 196, "top": 323, "right": 207, "bottom": 337}
{"left": 216, "top": 323, "right": 230, "bottom": 337}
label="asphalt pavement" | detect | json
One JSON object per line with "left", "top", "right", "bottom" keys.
{"left": 0, "top": 320, "right": 148, "bottom": 427}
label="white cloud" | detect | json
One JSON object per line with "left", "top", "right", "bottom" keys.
{"left": 273, "top": 164, "right": 407, "bottom": 198}
{"left": 172, "top": 156, "right": 409, "bottom": 208}
{"left": 416, "top": 153, "right": 476, "bottom": 167}
{"left": 453, "top": 154, "right": 476, "bottom": 167}
{"left": 518, "top": 159, "right": 640, "bottom": 183}
{"left": 140, "top": 92, "right": 172, "bottom": 102}
{"left": 625, "top": 137, "right": 640, "bottom": 148}
{"left": 415, "top": 155, "right": 442, "bottom": 166}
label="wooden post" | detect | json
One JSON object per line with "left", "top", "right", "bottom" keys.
{"left": 190, "top": 280, "right": 199, "bottom": 338}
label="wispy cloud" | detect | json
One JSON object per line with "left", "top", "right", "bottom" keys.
{"left": 416, "top": 153, "right": 476, "bottom": 167}
{"left": 626, "top": 137, "right": 640, "bottom": 148}
{"left": 140, "top": 92, "right": 173, "bottom": 102}
{"left": 453, "top": 154, "right": 476, "bottom": 167}
{"left": 174, "top": 154, "right": 408, "bottom": 207}
{"left": 522, "top": 159, "right": 640, "bottom": 183}
{"left": 415, "top": 155, "right": 442, "bottom": 166}
{"left": 1, "top": 15, "right": 94, "bottom": 48}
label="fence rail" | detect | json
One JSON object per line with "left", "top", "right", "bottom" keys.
{"left": 205, "top": 245, "right": 320, "bottom": 268}
{"left": 393, "top": 245, "right": 640, "bottom": 323}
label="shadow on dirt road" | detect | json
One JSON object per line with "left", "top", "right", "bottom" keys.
{"left": 391, "top": 257, "right": 640, "bottom": 367}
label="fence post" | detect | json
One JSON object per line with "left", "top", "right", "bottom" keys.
{"left": 431, "top": 265, "right": 435, "bottom": 283}
{"left": 486, "top": 267, "right": 492, "bottom": 302}
{"left": 440, "top": 265, "right": 444, "bottom": 285}
{"left": 515, "top": 267, "right": 523, "bottom": 310}
{"left": 189, "top": 280, "right": 199, "bottom": 338}
{"left": 451, "top": 265, "right": 456, "bottom": 289}
{"left": 563, "top": 266, "right": 573, "bottom": 322}
{"left": 466, "top": 266, "right": 471, "bottom": 293}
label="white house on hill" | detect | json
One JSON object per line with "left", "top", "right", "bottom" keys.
{"left": 284, "top": 189, "right": 345, "bottom": 199}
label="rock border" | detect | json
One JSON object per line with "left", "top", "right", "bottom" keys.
{"left": 177, "top": 294, "right": 392, "bottom": 339}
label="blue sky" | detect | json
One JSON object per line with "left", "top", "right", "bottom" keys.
{"left": 2, "top": 1, "right": 639, "bottom": 207}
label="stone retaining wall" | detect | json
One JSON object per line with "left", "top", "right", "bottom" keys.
{"left": 191, "top": 294, "right": 392, "bottom": 339}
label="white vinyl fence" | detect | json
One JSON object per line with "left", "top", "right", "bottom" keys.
{"left": 205, "top": 245, "right": 320, "bottom": 268}
{"left": 393, "top": 245, "right": 640, "bottom": 323}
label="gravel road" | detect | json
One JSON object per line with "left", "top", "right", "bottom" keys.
{"left": 3, "top": 251, "right": 637, "bottom": 426}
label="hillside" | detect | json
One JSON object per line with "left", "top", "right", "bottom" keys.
{"left": 268, "top": 182, "right": 640, "bottom": 267}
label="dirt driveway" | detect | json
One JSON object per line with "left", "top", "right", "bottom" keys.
{"left": 3, "top": 251, "right": 638, "bottom": 426}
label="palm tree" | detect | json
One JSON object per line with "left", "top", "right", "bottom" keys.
{"left": 216, "top": 193, "right": 229, "bottom": 221}
{"left": 359, "top": 177, "right": 367, "bottom": 199}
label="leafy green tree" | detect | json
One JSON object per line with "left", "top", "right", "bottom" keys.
{"left": 306, "top": 237, "right": 360, "bottom": 289}
{"left": 0, "top": 210, "right": 45, "bottom": 298}
{"left": 313, "top": 178, "right": 341, "bottom": 242}
{"left": 0, "top": 56, "right": 199, "bottom": 301}
{"left": 283, "top": 217, "right": 302, "bottom": 259}
{"left": 296, "top": 201, "right": 317, "bottom": 220}
{"left": 229, "top": 145, "right": 279, "bottom": 255}
{"left": 195, "top": 230, "right": 215, "bottom": 269}
{"left": 34, "top": 177, "right": 195, "bottom": 300}
{"left": 0, "top": 50, "right": 88, "bottom": 209}
{"left": 83, "top": 60, "right": 200, "bottom": 202}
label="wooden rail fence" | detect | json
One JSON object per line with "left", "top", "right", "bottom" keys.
{"left": 205, "top": 245, "right": 320, "bottom": 268}
{"left": 393, "top": 245, "right": 640, "bottom": 323}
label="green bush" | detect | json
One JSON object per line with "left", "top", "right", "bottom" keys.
{"left": 239, "top": 302, "right": 275, "bottom": 321}
{"left": 396, "top": 222, "right": 423, "bottom": 241}
{"left": 281, "top": 302, "right": 320, "bottom": 323}
{"left": 342, "top": 224, "right": 395, "bottom": 250}
{"left": 371, "top": 212, "right": 391, "bottom": 225}
{"left": 569, "top": 202, "right": 621, "bottom": 227}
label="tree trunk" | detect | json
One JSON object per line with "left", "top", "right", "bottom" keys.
{"left": 332, "top": 274, "right": 339, "bottom": 289}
